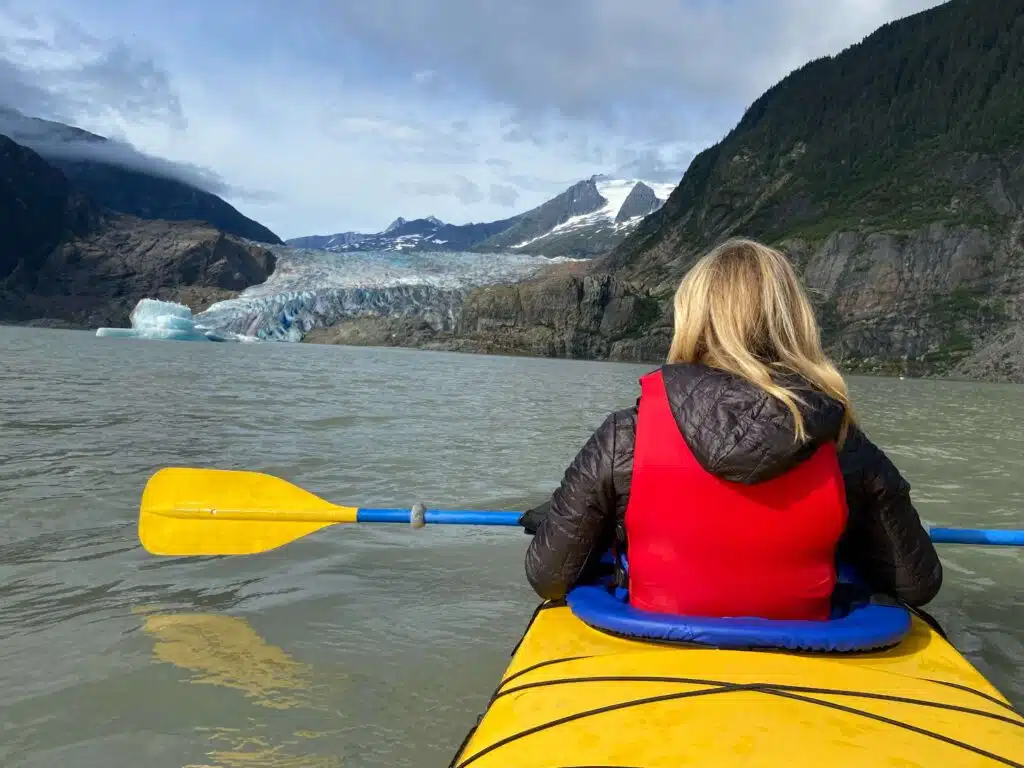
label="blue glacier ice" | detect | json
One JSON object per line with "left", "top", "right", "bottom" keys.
{"left": 101, "top": 246, "right": 577, "bottom": 343}
{"left": 196, "top": 246, "right": 576, "bottom": 341}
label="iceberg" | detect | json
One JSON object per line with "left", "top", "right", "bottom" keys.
{"left": 95, "top": 299, "right": 254, "bottom": 342}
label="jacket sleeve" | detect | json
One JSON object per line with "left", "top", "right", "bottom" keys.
{"left": 524, "top": 412, "right": 623, "bottom": 601}
{"left": 836, "top": 425, "right": 942, "bottom": 606}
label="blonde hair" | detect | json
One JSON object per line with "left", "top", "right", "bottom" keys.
{"left": 667, "top": 238, "right": 853, "bottom": 444}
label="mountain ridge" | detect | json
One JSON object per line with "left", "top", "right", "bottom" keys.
{"left": 0, "top": 133, "right": 277, "bottom": 329}
{"left": 285, "top": 176, "right": 675, "bottom": 258}
{"left": 0, "top": 107, "right": 283, "bottom": 245}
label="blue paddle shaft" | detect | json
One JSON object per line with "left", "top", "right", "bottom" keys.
{"left": 928, "top": 527, "right": 1024, "bottom": 546}
{"left": 356, "top": 509, "right": 523, "bottom": 525}
{"left": 355, "top": 508, "right": 1022, "bottom": 545}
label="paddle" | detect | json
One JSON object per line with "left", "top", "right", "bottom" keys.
{"left": 138, "top": 467, "right": 1024, "bottom": 556}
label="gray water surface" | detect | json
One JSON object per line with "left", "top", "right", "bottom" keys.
{"left": 0, "top": 325, "right": 1021, "bottom": 767}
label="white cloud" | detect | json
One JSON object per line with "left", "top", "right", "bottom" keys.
{"left": 0, "top": 7, "right": 183, "bottom": 130}
{"left": 142, "top": 78, "right": 628, "bottom": 236}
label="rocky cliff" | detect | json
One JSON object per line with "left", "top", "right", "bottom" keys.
{"left": 0, "top": 135, "right": 100, "bottom": 285}
{"left": 0, "top": 135, "right": 277, "bottom": 328}
{"left": 421, "top": 0, "right": 1024, "bottom": 382}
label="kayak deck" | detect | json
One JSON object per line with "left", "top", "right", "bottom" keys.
{"left": 450, "top": 603, "right": 1024, "bottom": 767}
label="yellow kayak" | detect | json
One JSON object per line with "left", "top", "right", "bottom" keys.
{"left": 449, "top": 599, "right": 1024, "bottom": 767}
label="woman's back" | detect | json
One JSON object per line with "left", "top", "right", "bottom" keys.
{"left": 522, "top": 238, "right": 942, "bottom": 616}
{"left": 624, "top": 364, "right": 847, "bottom": 620}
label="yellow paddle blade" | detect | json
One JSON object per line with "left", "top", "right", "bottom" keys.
{"left": 139, "top": 467, "right": 358, "bottom": 556}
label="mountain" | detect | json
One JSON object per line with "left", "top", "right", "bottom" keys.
{"left": 616, "top": 182, "right": 663, "bottom": 222}
{"left": 474, "top": 177, "right": 673, "bottom": 256}
{"left": 0, "top": 134, "right": 276, "bottom": 328}
{"left": 287, "top": 214, "right": 518, "bottom": 252}
{"left": 0, "top": 134, "right": 100, "bottom": 286}
{"left": 408, "top": 0, "right": 1024, "bottom": 382}
{"left": 0, "top": 108, "right": 283, "bottom": 245}
{"left": 286, "top": 230, "right": 372, "bottom": 251}
{"left": 285, "top": 177, "right": 674, "bottom": 258}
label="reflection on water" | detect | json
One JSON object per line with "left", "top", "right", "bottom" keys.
{"left": 142, "top": 610, "right": 320, "bottom": 710}
{"left": 140, "top": 608, "right": 343, "bottom": 767}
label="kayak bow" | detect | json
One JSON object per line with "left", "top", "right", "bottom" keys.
{"left": 449, "top": 602, "right": 1024, "bottom": 767}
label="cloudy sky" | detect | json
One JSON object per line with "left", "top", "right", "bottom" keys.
{"left": 0, "top": 0, "right": 943, "bottom": 239}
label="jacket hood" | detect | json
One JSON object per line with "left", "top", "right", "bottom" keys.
{"left": 659, "top": 362, "right": 846, "bottom": 484}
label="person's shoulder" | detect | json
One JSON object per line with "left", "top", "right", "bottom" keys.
{"left": 837, "top": 422, "right": 910, "bottom": 492}
{"left": 603, "top": 404, "right": 638, "bottom": 433}
{"left": 585, "top": 406, "right": 635, "bottom": 443}
{"left": 610, "top": 404, "right": 638, "bottom": 423}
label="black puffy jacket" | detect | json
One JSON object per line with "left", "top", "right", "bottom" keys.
{"left": 524, "top": 362, "right": 943, "bottom": 607}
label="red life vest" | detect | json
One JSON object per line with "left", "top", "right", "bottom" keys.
{"left": 623, "top": 369, "right": 848, "bottom": 621}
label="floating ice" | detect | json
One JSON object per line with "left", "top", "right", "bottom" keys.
{"left": 95, "top": 299, "right": 253, "bottom": 342}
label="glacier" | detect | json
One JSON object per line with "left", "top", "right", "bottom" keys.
{"left": 98, "top": 246, "right": 578, "bottom": 343}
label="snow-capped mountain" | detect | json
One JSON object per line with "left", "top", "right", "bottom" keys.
{"left": 285, "top": 176, "right": 675, "bottom": 259}
{"left": 480, "top": 177, "right": 675, "bottom": 257}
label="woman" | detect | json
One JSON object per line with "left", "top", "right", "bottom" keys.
{"left": 522, "top": 238, "right": 941, "bottom": 620}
